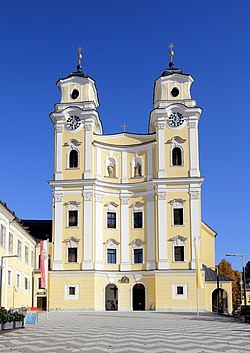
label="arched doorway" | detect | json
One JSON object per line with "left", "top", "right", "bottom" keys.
{"left": 105, "top": 284, "right": 118, "bottom": 311}
{"left": 133, "top": 283, "right": 145, "bottom": 311}
{"left": 212, "top": 288, "right": 228, "bottom": 314}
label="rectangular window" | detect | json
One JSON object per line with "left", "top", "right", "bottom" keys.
{"left": 8, "top": 233, "right": 13, "bottom": 254}
{"left": 107, "top": 212, "right": 116, "bottom": 228}
{"left": 25, "top": 277, "right": 30, "bottom": 290}
{"left": 107, "top": 249, "right": 116, "bottom": 264}
{"left": 38, "top": 277, "right": 44, "bottom": 289}
{"left": 17, "top": 240, "right": 22, "bottom": 259}
{"left": 177, "top": 286, "right": 184, "bottom": 295}
{"left": 69, "top": 286, "right": 76, "bottom": 296}
{"left": 134, "top": 248, "right": 143, "bottom": 264}
{"left": 31, "top": 251, "right": 34, "bottom": 267}
{"left": 7, "top": 270, "right": 11, "bottom": 285}
{"left": 68, "top": 248, "right": 78, "bottom": 263}
{"left": 173, "top": 208, "right": 184, "bottom": 225}
{"left": 25, "top": 245, "right": 29, "bottom": 264}
{"left": 0, "top": 225, "right": 6, "bottom": 248}
{"left": 133, "top": 212, "right": 143, "bottom": 228}
{"left": 174, "top": 246, "right": 184, "bottom": 261}
{"left": 17, "top": 274, "right": 20, "bottom": 288}
{"left": 68, "top": 210, "right": 78, "bottom": 227}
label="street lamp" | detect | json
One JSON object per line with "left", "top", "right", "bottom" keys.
{"left": 0, "top": 255, "right": 18, "bottom": 308}
{"left": 226, "top": 253, "right": 247, "bottom": 322}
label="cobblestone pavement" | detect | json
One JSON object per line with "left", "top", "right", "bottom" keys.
{"left": 0, "top": 312, "right": 249, "bottom": 353}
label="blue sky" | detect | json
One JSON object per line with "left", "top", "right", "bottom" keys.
{"left": 1, "top": 0, "right": 250, "bottom": 269}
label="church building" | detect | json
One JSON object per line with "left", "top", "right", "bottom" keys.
{"left": 48, "top": 46, "right": 232, "bottom": 312}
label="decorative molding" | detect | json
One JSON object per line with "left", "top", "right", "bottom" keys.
{"left": 147, "top": 194, "right": 154, "bottom": 202}
{"left": 94, "top": 193, "right": 103, "bottom": 202}
{"left": 64, "top": 201, "right": 81, "bottom": 207}
{"left": 64, "top": 236, "right": 80, "bottom": 246}
{"left": 156, "top": 122, "right": 165, "bottom": 130}
{"left": 104, "top": 238, "right": 120, "bottom": 246}
{"left": 131, "top": 201, "right": 144, "bottom": 209}
{"left": 55, "top": 125, "right": 63, "bottom": 133}
{"left": 169, "top": 235, "right": 187, "bottom": 243}
{"left": 104, "top": 202, "right": 118, "bottom": 208}
{"left": 157, "top": 192, "right": 167, "bottom": 200}
{"left": 120, "top": 275, "right": 129, "bottom": 283}
{"left": 166, "top": 136, "right": 186, "bottom": 145}
{"left": 54, "top": 192, "right": 63, "bottom": 202}
{"left": 169, "top": 199, "right": 186, "bottom": 208}
{"left": 188, "top": 121, "right": 196, "bottom": 128}
{"left": 82, "top": 192, "right": 92, "bottom": 201}
{"left": 129, "top": 238, "right": 146, "bottom": 247}
{"left": 120, "top": 196, "right": 129, "bottom": 205}
{"left": 64, "top": 139, "right": 81, "bottom": 147}
{"left": 84, "top": 123, "right": 92, "bottom": 131}
{"left": 189, "top": 191, "right": 199, "bottom": 200}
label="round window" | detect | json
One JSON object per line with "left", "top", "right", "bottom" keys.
{"left": 71, "top": 89, "right": 79, "bottom": 99}
{"left": 171, "top": 87, "right": 180, "bottom": 97}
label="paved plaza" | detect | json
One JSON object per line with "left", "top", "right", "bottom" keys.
{"left": 0, "top": 311, "right": 249, "bottom": 353}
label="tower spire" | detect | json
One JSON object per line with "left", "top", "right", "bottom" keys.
{"left": 168, "top": 43, "right": 174, "bottom": 69}
{"left": 77, "top": 46, "right": 83, "bottom": 72}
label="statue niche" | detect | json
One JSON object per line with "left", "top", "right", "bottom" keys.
{"left": 107, "top": 158, "right": 116, "bottom": 177}
{"left": 133, "top": 158, "right": 142, "bottom": 177}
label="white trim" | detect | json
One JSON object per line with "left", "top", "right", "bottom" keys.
{"left": 53, "top": 189, "right": 63, "bottom": 270}
{"left": 172, "top": 284, "right": 188, "bottom": 300}
{"left": 132, "top": 247, "right": 144, "bottom": 264}
{"left": 122, "top": 151, "right": 128, "bottom": 183}
{"left": 64, "top": 285, "right": 80, "bottom": 300}
{"left": 94, "top": 193, "right": 104, "bottom": 270}
{"left": 55, "top": 124, "right": 63, "bottom": 180}
{"left": 65, "top": 237, "right": 79, "bottom": 263}
{"left": 82, "top": 190, "right": 93, "bottom": 269}
{"left": 189, "top": 187, "right": 201, "bottom": 269}
{"left": 170, "top": 199, "right": 185, "bottom": 226}
{"left": 146, "top": 194, "right": 155, "bottom": 270}
{"left": 120, "top": 194, "right": 130, "bottom": 271}
{"left": 84, "top": 124, "right": 92, "bottom": 179}
{"left": 157, "top": 123, "right": 165, "bottom": 178}
{"left": 157, "top": 192, "right": 168, "bottom": 269}
{"left": 188, "top": 119, "right": 200, "bottom": 177}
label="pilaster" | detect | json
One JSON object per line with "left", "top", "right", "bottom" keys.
{"left": 55, "top": 125, "right": 63, "bottom": 180}
{"left": 82, "top": 190, "right": 93, "bottom": 270}
{"left": 188, "top": 119, "right": 200, "bottom": 177}
{"left": 157, "top": 191, "right": 169, "bottom": 269}
{"left": 94, "top": 192, "right": 104, "bottom": 270}
{"left": 146, "top": 193, "right": 156, "bottom": 270}
{"left": 157, "top": 122, "right": 165, "bottom": 178}
{"left": 189, "top": 188, "right": 201, "bottom": 269}
{"left": 52, "top": 189, "right": 63, "bottom": 270}
{"left": 120, "top": 194, "right": 130, "bottom": 271}
{"left": 121, "top": 151, "right": 128, "bottom": 183}
{"left": 84, "top": 123, "right": 92, "bottom": 179}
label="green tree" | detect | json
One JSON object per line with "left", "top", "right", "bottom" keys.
{"left": 217, "top": 259, "right": 241, "bottom": 309}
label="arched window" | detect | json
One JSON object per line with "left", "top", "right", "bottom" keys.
{"left": 69, "top": 150, "right": 78, "bottom": 168}
{"left": 172, "top": 147, "right": 182, "bottom": 166}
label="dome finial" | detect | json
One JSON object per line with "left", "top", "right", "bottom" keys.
{"left": 168, "top": 43, "right": 174, "bottom": 69}
{"left": 77, "top": 46, "right": 83, "bottom": 72}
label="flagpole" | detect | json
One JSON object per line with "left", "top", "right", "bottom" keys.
{"left": 196, "top": 286, "right": 199, "bottom": 319}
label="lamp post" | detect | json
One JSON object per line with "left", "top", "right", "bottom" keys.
{"left": 226, "top": 253, "right": 247, "bottom": 322}
{"left": 0, "top": 255, "right": 18, "bottom": 308}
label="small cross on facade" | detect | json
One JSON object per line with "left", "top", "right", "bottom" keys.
{"left": 121, "top": 123, "right": 128, "bottom": 132}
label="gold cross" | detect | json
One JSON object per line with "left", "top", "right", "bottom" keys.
{"left": 121, "top": 122, "right": 128, "bottom": 132}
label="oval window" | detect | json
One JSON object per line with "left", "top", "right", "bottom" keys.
{"left": 171, "top": 87, "right": 179, "bottom": 97}
{"left": 71, "top": 89, "right": 79, "bottom": 99}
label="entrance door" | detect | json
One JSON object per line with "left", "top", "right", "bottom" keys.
{"left": 212, "top": 288, "right": 228, "bottom": 313}
{"left": 105, "top": 284, "right": 118, "bottom": 310}
{"left": 37, "top": 297, "right": 47, "bottom": 310}
{"left": 133, "top": 283, "right": 145, "bottom": 310}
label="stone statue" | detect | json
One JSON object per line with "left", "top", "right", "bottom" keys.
{"left": 107, "top": 163, "right": 114, "bottom": 177}
{"left": 134, "top": 162, "right": 141, "bottom": 177}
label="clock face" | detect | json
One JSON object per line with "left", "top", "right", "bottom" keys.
{"left": 168, "top": 112, "right": 184, "bottom": 127}
{"left": 66, "top": 116, "right": 81, "bottom": 130}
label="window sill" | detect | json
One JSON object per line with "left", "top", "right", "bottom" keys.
{"left": 66, "top": 226, "right": 79, "bottom": 228}
{"left": 66, "top": 167, "right": 80, "bottom": 170}
{"left": 172, "top": 224, "right": 185, "bottom": 227}
{"left": 104, "top": 176, "right": 118, "bottom": 179}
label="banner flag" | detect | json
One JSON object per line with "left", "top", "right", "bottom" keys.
{"left": 195, "top": 238, "right": 204, "bottom": 289}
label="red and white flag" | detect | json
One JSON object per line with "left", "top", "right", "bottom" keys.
{"left": 40, "top": 240, "right": 48, "bottom": 289}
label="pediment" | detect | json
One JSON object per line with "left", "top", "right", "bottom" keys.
{"left": 104, "top": 238, "right": 120, "bottom": 246}
{"left": 169, "top": 235, "right": 187, "bottom": 243}
{"left": 129, "top": 238, "right": 146, "bottom": 247}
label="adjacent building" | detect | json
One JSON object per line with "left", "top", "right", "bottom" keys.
{"left": 0, "top": 201, "right": 36, "bottom": 309}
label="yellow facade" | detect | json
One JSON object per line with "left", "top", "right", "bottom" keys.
{"left": 0, "top": 202, "right": 36, "bottom": 309}
{"left": 47, "top": 57, "right": 232, "bottom": 313}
